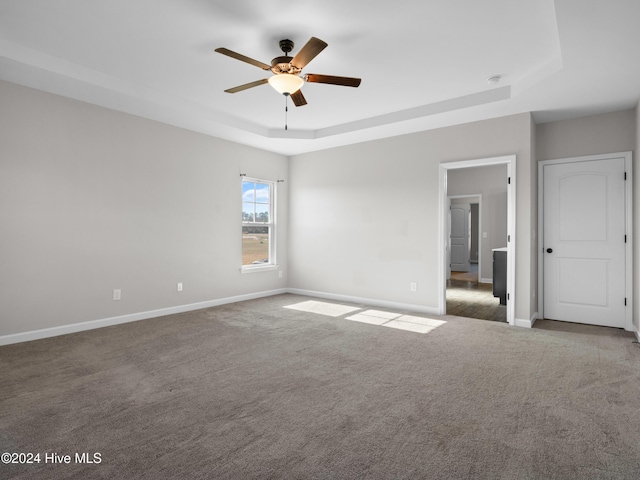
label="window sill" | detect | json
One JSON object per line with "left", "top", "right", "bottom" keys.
{"left": 240, "top": 264, "right": 279, "bottom": 274}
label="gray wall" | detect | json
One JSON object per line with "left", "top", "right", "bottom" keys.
{"left": 288, "top": 113, "right": 535, "bottom": 323}
{"left": 636, "top": 103, "right": 640, "bottom": 334}
{"left": 0, "top": 80, "right": 288, "bottom": 337}
{"left": 3, "top": 77, "right": 634, "bottom": 340}
{"left": 536, "top": 109, "right": 636, "bottom": 161}
{"left": 447, "top": 165, "right": 508, "bottom": 281}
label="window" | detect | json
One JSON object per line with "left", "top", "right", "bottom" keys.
{"left": 241, "top": 178, "right": 275, "bottom": 269}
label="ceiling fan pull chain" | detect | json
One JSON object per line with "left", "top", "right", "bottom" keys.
{"left": 284, "top": 94, "right": 288, "bottom": 131}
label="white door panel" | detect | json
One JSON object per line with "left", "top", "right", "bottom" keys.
{"left": 558, "top": 173, "right": 609, "bottom": 241}
{"left": 450, "top": 203, "right": 470, "bottom": 272}
{"left": 543, "top": 158, "right": 626, "bottom": 327}
{"left": 558, "top": 258, "right": 608, "bottom": 306}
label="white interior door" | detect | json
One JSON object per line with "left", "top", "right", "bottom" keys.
{"left": 446, "top": 197, "right": 451, "bottom": 279}
{"left": 543, "top": 157, "right": 626, "bottom": 327}
{"left": 450, "top": 203, "right": 470, "bottom": 272}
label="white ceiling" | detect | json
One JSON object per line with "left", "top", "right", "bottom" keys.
{"left": 1, "top": 0, "right": 639, "bottom": 155}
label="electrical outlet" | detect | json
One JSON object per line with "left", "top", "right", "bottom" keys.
{"left": 177, "top": 282, "right": 183, "bottom": 292}
{"left": 113, "top": 289, "right": 121, "bottom": 301}
{"left": 410, "top": 282, "right": 418, "bottom": 292}
{"left": 278, "top": 270, "right": 283, "bottom": 278}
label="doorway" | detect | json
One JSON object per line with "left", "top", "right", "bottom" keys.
{"left": 439, "top": 155, "right": 516, "bottom": 326}
{"left": 538, "top": 152, "right": 633, "bottom": 331}
{"left": 447, "top": 194, "right": 506, "bottom": 323}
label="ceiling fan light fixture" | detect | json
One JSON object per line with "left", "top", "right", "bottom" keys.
{"left": 268, "top": 74, "right": 304, "bottom": 95}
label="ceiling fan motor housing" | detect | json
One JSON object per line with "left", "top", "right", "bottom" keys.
{"left": 270, "top": 39, "right": 301, "bottom": 75}
{"left": 270, "top": 56, "right": 301, "bottom": 75}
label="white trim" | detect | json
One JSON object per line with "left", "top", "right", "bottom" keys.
{"left": 439, "top": 155, "right": 516, "bottom": 326}
{"left": 0, "top": 289, "right": 287, "bottom": 346}
{"left": 479, "top": 277, "right": 493, "bottom": 284}
{"left": 240, "top": 264, "right": 279, "bottom": 273}
{"left": 514, "top": 312, "right": 539, "bottom": 329}
{"left": 286, "top": 288, "right": 441, "bottom": 316}
{"left": 537, "top": 152, "right": 633, "bottom": 332}
{"left": 514, "top": 318, "right": 531, "bottom": 328}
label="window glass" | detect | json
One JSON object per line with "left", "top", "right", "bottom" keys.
{"left": 242, "top": 226, "right": 270, "bottom": 265}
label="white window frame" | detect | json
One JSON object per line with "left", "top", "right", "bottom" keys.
{"left": 241, "top": 177, "right": 277, "bottom": 273}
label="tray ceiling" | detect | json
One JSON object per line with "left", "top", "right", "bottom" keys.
{"left": 1, "top": 0, "right": 639, "bottom": 155}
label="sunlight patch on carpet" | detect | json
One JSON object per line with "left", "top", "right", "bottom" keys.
{"left": 346, "top": 310, "right": 402, "bottom": 325}
{"left": 284, "top": 303, "right": 447, "bottom": 335}
{"left": 382, "top": 315, "right": 447, "bottom": 334}
{"left": 284, "top": 300, "right": 361, "bottom": 317}
{"left": 348, "top": 310, "right": 447, "bottom": 334}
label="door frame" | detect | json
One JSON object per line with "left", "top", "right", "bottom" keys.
{"left": 447, "top": 195, "right": 482, "bottom": 280}
{"left": 537, "top": 151, "right": 633, "bottom": 331}
{"left": 439, "top": 155, "right": 516, "bottom": 326}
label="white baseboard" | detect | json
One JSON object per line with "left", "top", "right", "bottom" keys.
{"left": 531, "top": 312, "right": 539, "bottom": 328}
{"left": 285, "top": 288, "right": 441, "bottom": 316}
{"left": 479, "top": 277, "right": 493, "bottom": 284}
{"left": 635, "top": 327, "right": 640, "bottom": 343}
{"left": 0, "top": 289, "right": 287, "bottom": 346}
{"left": 514, "top": 312, "right": 538, "bottom": 329}
{"left": 1, "top": 288, "right": 546, "bottom": 346}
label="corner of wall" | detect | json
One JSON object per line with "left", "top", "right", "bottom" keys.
{"left": 635, "top": 101, "right": 640, "bottom": 333}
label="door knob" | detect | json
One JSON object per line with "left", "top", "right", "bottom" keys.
{"left": 546, "top": 248, "right": 553, "bottom": 253}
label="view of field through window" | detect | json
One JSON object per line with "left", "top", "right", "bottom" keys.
{"left": 242, "top": 227, "right": 269, "bottom": 265}
{"left": 242, "top": 180, "right": 272, "bottom": 266}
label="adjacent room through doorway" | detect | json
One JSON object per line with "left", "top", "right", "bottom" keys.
{"left": 443, "top": 162, "right": 510, "bottom": 323}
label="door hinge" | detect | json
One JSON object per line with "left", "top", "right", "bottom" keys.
{"left": 508, "top": 177, "right": 511, "bottom": 184}
{"left": 507, "top": 235, "right": 511, "bottom": 242}
{"left": 624, "top": 172, "right": 627, "bottom": 180}
{"left": 625, "top": 298, "right": 627, "bottom": 306}
{"left": 507, "top": 293, "right": 510, "bottom": 300}
{"left": 625, "top": 234, "right": 627, "bottom": 243}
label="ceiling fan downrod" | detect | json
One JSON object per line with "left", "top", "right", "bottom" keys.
{"left": 279, "top": 39, "right": 294, "bottom": 55}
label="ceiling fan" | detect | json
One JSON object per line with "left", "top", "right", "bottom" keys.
{"left": 215, "top": 37, "right": 361, "bottom": 107}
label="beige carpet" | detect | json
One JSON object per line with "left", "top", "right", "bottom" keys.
{"left": 2, "top": 294, "right": 640, "bottom": 479}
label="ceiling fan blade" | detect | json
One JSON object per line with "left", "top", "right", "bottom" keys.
{"left": 305, "top": 74, "right": 361, "bottom": 87}
{"left": 215, "top": 47, "right": 271, "bottom": 70}
{"left": 290, "top": 89, "right": 307, "bottom": 107}
{"left": 224, "top": 78, "right": 269, "bottom": 93}
{"left": 291, "top": 37, "right": 328, "bottom": 69}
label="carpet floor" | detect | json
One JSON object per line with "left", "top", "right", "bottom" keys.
{"left": 1, "top": 293, "right": 640, "bottom": 479}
